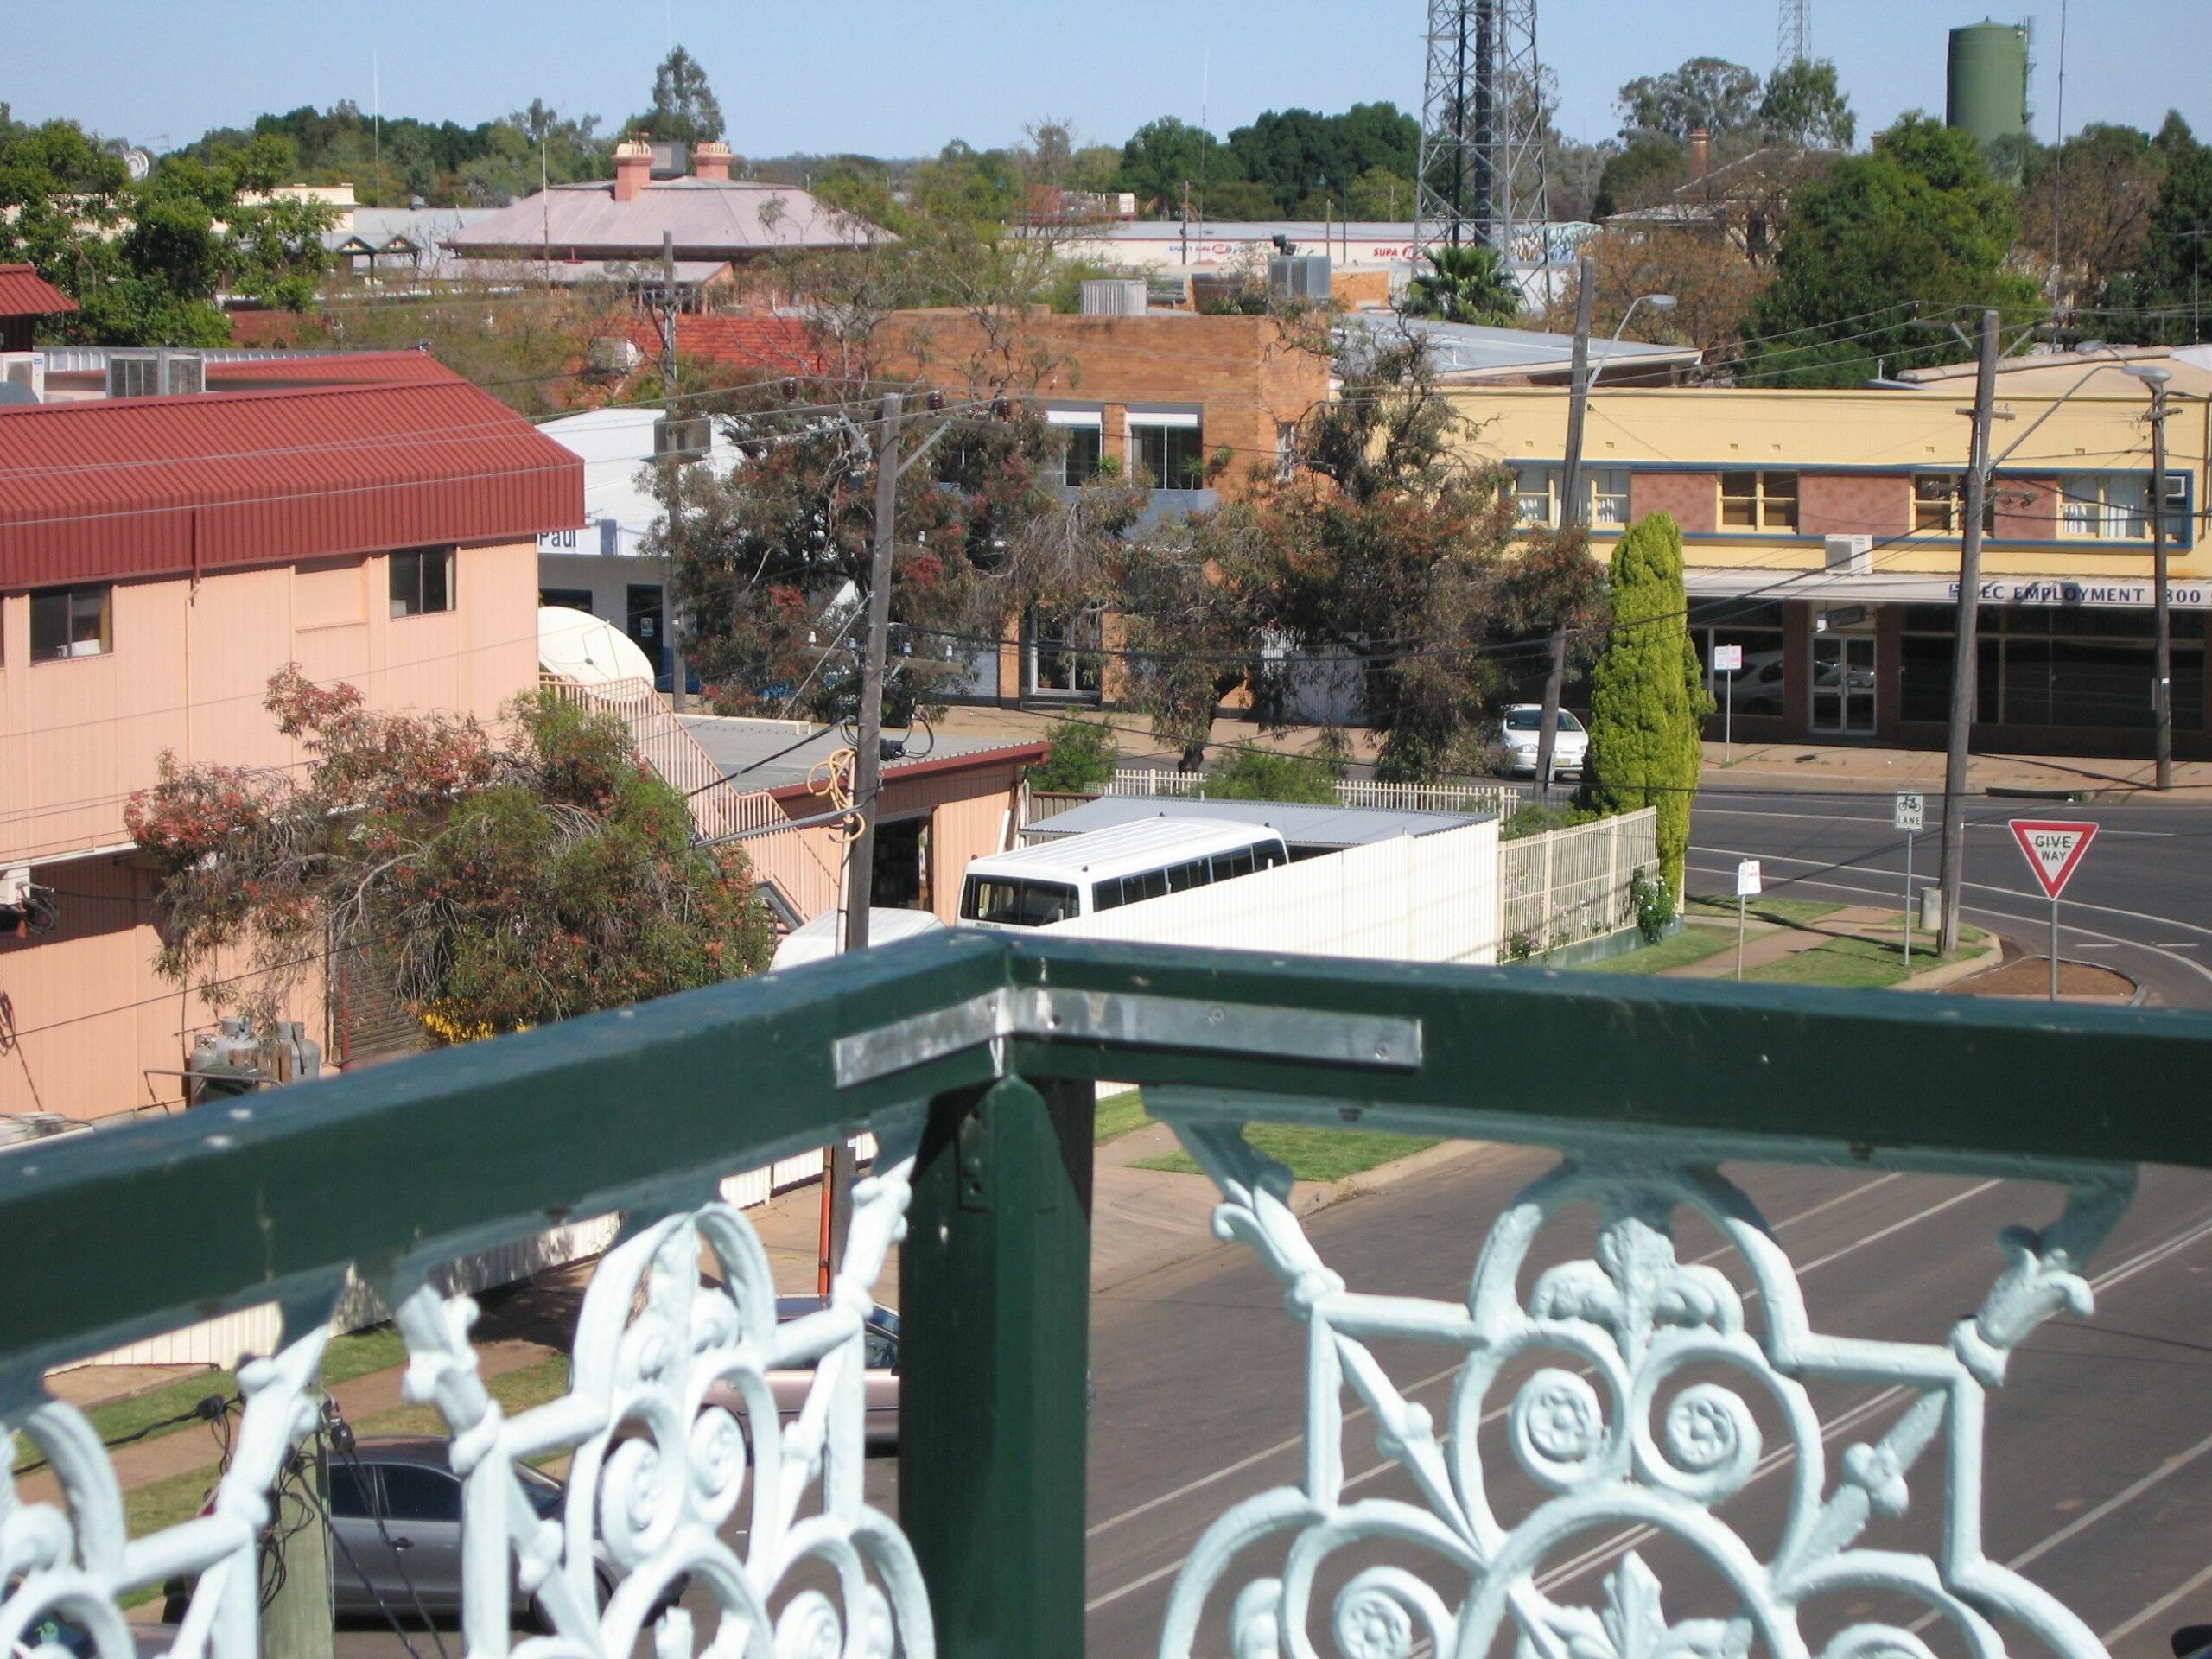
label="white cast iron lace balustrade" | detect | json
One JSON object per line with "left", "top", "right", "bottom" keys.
{"left": 0, "top": 1138, "right": 929, "bottom": 1659}
{"left": 1152, "top": 1098, "right": 2133, "bottom": 1659}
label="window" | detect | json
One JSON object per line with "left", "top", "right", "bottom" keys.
{"left": 327, "top": 1465, "right": 371, "bottom": 1520}
{"left": 1514, "top": 466, "right": 1630, "bottom": 528}
{"left": 1060, "top": 423, "right": 1103, "bottom": 486}
{"left": 960, "top": 877, "right": 1078, "bottom": 927}
{"left": 1129, "top": 418, "right": 1205, "bottom": 490}
{"left": 1902, "top": 604, "right": 2205, "bottom": 730}
{"left": 388, "top": 546, "right": 455, "bottom": 617}
{"left": 1912, "top": 474, "right": 1997, "bottom": 536}
{"left": 30, "top": 585, "right": 111, "bottom": 660}
{"left": 1689, "top": 599, "right": 1786, "bottom": 710}
{"left": 2061, "top": 474, "right": 2152, "bottom": 540}
{"left": 1719, "top": 471, "right": 1799, "bottom": 531}
{"left": 375, "top": 1464, "right": 462, "bottom": 1523}
{"left": 864, "top": 1326, "right": 899, "bottom": 1371}
{"left": 1274, "top": 421, "right": 1299, "bottom": 483}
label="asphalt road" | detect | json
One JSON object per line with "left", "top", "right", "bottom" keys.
{"left": 1686, "top": 789, "right": 2212, "bottom": 1010}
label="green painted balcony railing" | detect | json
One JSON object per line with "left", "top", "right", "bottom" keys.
{"left": 3, "top": 931, "right": 2210, "bottom": 1659}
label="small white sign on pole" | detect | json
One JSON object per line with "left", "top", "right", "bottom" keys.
{"left": 1713, "top": 645, "right": 1744, "bottom": 673}
{"left": 1735, "top": 859, "right": 1762, "bottom": 897}
{"left": 1893, "top": 791, "right": 1924, "bottom": 833}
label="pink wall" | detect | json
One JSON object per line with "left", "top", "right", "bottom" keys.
{"left": 0, "top": 539, "right": 538, "bottom": 1121}
{"left": 1802, "top": 474, "right": 1910, "bottom": 539}
{"left": 1630, "top": 473, "right": 1719, "bottom": 533}
{"left": 0, "top": 539, "right": 539, "bottom": 866}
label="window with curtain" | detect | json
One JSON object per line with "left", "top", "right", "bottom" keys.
{"left": 2060, "top": 474, "right": 2151, "bottom": 539}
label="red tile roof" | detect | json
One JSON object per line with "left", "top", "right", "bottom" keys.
{"left": 625, "top": 315, "right": 826, "bottom": 376}
{"left": 0, "top": 264, "right": 76, "bottom": 321}
{"left": 206, "top": 350, "right": 461, "bottom": 388}
{"left": 0, "top": 379, "right": 582, "bottom": 590}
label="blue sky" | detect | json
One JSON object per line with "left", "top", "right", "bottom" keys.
{"left": 10, "top": 1, "right": 2208, "bottom": 161}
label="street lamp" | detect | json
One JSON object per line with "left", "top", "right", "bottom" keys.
{"left": 2121, "top": 360, "right": 2177, "bottom": 791}
{"left": 1537, "top": 269, "right": 1677, "bottom": 791}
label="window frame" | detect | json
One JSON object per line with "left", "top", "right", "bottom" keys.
{"left": 29, "top": 583, "right": 113, "bottom": 662}
{"left": 1719, "top": 470, "right": 1800, "bottom": 532}
{"left": 1514, "top": 464, "right": 1630, "bottom": 530}
{"left": 388, "top": 545, "right": 457, "bottom": 618}
{"left": 2059, "top": 473, "right": 2152, "bottom": 542}
{"left": 1128, "top": 415, "right": 1206, "bottom": 492}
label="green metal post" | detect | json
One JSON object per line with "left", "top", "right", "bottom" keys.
{"left": 902, "top": 1075, "right": 1094, "bottom": 1657}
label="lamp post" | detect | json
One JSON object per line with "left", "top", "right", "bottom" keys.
{"left": 2121, "top": 362, "right": 2176, "bottom": 791}
{"left": 1536, "top": 272, "right": 1678, "bottom": 794}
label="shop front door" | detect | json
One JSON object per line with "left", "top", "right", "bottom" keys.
{"left": 1811, "top": 633, "right": 1876, "bottom": 735}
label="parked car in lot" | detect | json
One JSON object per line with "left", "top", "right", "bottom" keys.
{"left": 702, "top": 1295, "right": 901, "bottom": 1452}
{"left": 1500, "top": 704, "right": 1588, "bottom": 777}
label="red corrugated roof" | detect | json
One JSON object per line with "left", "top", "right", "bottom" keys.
{"left": 625, "top": 315, "right": 826, "bottom": 376}
{"left": 207, "top": 351, "right": 461, "bottom": 388}
{"left": 0, "top": 264, "right": 77, "bottom": 321}
{"left": 0, "top": 379, "right": 582, "bottom": 590}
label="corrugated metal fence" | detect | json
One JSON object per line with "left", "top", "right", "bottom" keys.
{"left": 1497, "top": 807, "right": 1659, "bottom": 957}
{"left": 1103, "top": 767, "right": 1523, "bottom": 819}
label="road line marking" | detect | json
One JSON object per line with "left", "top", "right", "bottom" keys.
{"left": 2101, "top": 1556, "right": 2212, "bottom": 1645}
{"left": 1084, "top": 1174, "right": 1903, "bottom": 1542}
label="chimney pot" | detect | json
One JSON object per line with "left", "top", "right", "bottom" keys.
{"left": 694, "top": 142, "right": 733, "bottom": 182}
{"left": 613, "top": 139, "right": 652, "bottom": 202}
{"left": 1688, "top": 129, "right": 1713, "bottom": 180}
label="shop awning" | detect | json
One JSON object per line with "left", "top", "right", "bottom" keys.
{"left": 1685, "top": 568, "right": 2211, "bottom": 611}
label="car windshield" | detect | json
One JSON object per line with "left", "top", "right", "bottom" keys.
{"left": 1558, "top": 711, "right": 1585, "bottom": 733}
{"left": 960, "top": 877, "right": 1077, "bottom": 927}
{"left": 1504, "top": 709, "right": 1541, "bottom": 731}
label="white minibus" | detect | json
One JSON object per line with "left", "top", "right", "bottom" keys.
{"left": 957, "top": 817, "right": 1289, "bottom": 930}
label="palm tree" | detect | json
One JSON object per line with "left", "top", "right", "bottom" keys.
{"left": 1404, "top": 243, "right": 1523, "bottom": 325}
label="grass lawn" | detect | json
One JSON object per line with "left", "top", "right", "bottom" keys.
{"left": 1686, "top": 895, "right": 1845, "bottom": 927}
{"left": 1573, "top": 929, "right": 1732, "bottom": 976}
{"left": 1135, "top": 1122, "right": 1436, "bottom": 1183}
{"left": 21, "top": 1326, "right": 413, "bottom": 1478}
{"left": 1746, "top": 925, "right": 1983, "bottom": 990}
{"left": 350, "top": 1351, "right": 574, "bottom": 1441}
{"left": 1095, "top": 1090, "right": 1153, "bottom": 1144}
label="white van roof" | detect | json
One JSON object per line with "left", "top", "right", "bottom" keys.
{"left": 962, "top": 817, "right": 1284, "bottom": 887}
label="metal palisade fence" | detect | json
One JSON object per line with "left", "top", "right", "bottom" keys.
{"left": 1499, "top": 805, "right": 1659, "bottom": 957}
{"left": 1106, "top": 766, "right": 1524, "bottom": 817}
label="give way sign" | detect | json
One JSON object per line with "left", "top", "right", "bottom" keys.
{"left": 2008, "top": 819, "right": 2100, "bottom": 899}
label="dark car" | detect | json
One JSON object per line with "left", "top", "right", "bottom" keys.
{"left": 702, "top": 1295, "right": 901, "bottom": 1452}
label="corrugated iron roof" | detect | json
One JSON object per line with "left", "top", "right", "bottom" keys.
{"left": 1021, "top": 794, "right": 1491, "bottom": 850}
{"left": 0, "top": 264, "right": 77, "bottom": 321}
{"left": 204, "top": 350, "right": 461, "bottom": 387}
{"left": 445, "top": 178, "right": 880, "bottom": 260}
{"left": 0, "top": 378, "right": 582, "bottom": 589}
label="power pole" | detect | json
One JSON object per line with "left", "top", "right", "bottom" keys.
{"left": 818, "top": 391, "right": 904, "bottom": 1289}
{"left": 260, "top": 1428, "right": 333, "bottom": 1659}
{"left": 2147, "top": 384, "right": 2173, "bottom": 791}
{"left": 1535, "top": 253, "right": 1597, "bottom": 798}
{"left": 659, "top": 229, "right": 689, "bottom": 713}
{"left": 1936, "top": 308, "right": 2001, "bottom": 955}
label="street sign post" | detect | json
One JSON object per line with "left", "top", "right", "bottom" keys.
{"left": 1895, "top": 791, "right": 1924, "bottom": 966}
{"left": 2007, "top": 818, "right": 2100, "bottom": 1001}
{"left": 1734, "top": 857, "right": 1761, "bottom": 981}
{"left": 1713, "top": 645, "right": 1743, "bottom": 766}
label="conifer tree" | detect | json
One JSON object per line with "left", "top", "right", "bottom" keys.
{"left": 1585, "top": 512, "right": 1709, "bottom": 900}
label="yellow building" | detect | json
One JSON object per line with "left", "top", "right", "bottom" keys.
{"left": 1450, "top": 378, "right": 2210, "bottom": 758}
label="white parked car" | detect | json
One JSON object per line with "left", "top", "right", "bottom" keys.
{"left": 1500, "top": 704, "right": 1588, "bottom": 778}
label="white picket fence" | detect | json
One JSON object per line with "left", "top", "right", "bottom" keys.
{"left": 1497, "top": 807, "right": 1659, "bottom": 957}
{"left": 1105, "top": 767, "right": 1523, "bottom": 818}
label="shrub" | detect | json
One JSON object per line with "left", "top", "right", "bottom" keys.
{"left": 1028, "top": 719, "right": 1118, "bottom": 793}
{"left": 1500, "top": 801, "right": 1604, "bottom": 842}
{"left": 1207, "top": 746, "right": 1340, "bottom": 804}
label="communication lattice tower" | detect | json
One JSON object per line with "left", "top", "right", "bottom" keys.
{"left": 1777, "top": 0, "right": 1811, "bottom": 68}
{"left": 1412, "top": 0, "right": 1551, "bottom": 276}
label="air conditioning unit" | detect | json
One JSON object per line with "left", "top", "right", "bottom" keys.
{"left": 653, "top": 414, "right": 713, "bottom": 463}
{"left": 0, "top": 352, "right": 41, "bottom": 404}
{"left": 2164, "top": 473, "right": 2189, "bottom": 504}
{"left": 1145, "top": 273, "right": 1192, "bottom": 308}
{"left": 1267, "top": 254, "right": 1333, "bottom": 301}
{"left": 105, "top": 350, "right": 205, "bottom": 398}
{"left": 1078, "top": 278, "right": 1148, "bottom": 317}
{"left": 1824, "top": 534, "right": 1873, "bottom": 575}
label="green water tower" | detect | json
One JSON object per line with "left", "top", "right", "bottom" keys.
{"left": 1947, "top": 21, "right": 2030, "bottom": 149}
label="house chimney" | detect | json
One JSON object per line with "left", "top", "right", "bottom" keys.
{"left": 613, "top": 139, "right": 652, "bottom": 202}
{"left": 1689, "top": 128, "right": 1713, "bottom": 180}
{"left": 694, "top": 142, "right": 733, "bottom": 182}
